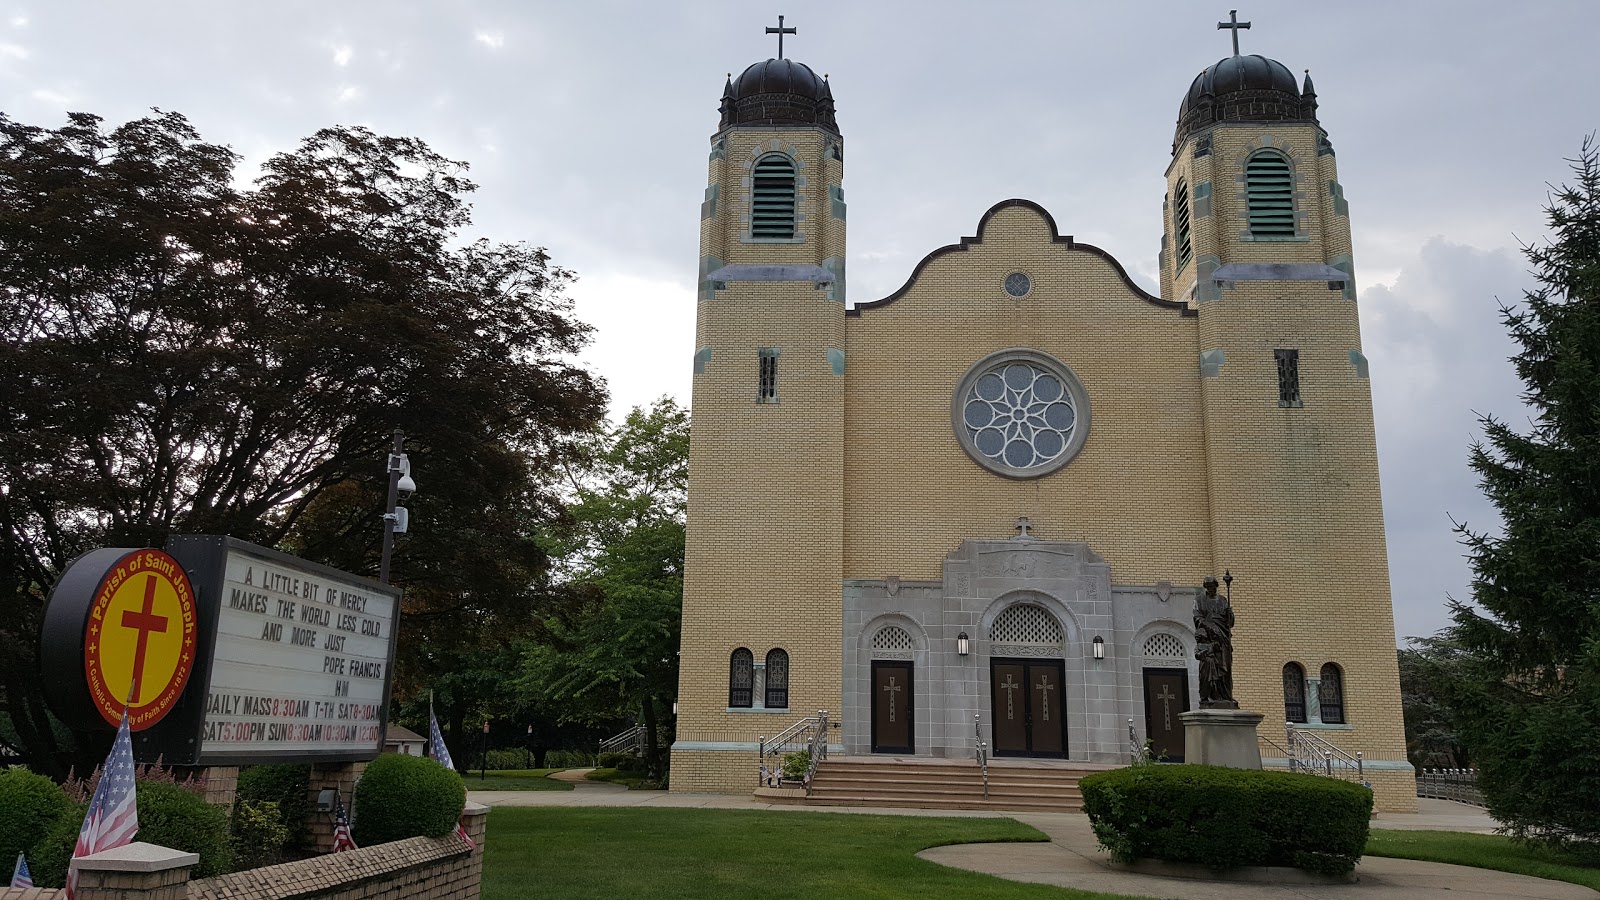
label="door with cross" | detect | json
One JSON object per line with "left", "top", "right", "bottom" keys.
{"left": 989, "top": 659, "right": 1068, "bottom": 758}
{"left": 870, "top": 660, "right": 913, "bottom": 753}
{"left": 1141, "top": 667, "right": 1189, "bottom": 762}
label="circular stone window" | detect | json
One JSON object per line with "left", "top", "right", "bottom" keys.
{"left": 952, "top": 349, "right": 1090, "bottom": 478}
{"left": 1003, "top": 271, "right": 1032, "bottom": 298}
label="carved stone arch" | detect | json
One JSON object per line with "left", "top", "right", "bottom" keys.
{"left": 978, "top": 590, "right": 1081, "bottom": 655}
{"left": 859, "top": 613, "right": 928, "bottom": 661}
{"left": 1131, "top": 618, "right": 1194, "bottom": 664}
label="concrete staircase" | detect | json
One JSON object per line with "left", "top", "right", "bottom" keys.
{"left": 784, "top": 756, "right": 1115, "bottom": 812}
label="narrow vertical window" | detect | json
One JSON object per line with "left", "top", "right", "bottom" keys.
{"left": 1173, "top": 178, "right": 1193, "bottom": 271}
{"left": 765, "top": 649, "right": 789, "bottom": 709}
{"left": 1246, "top": 150, "right": 1295, "bottom": 237}
{"left": 751, "top": 154, "right": 796, "bottom": 239}
{"left": 1283, "top": 662, "right": 1307, "bottom": 723}
{"left": 1320, "top": 663, "right": 1345, "bottom": 724}
{"left": 1275, "top": 348, "right": 1301, "bottom": 407}
{"left": 758, "top": 348, "right": 779, "bottom": 402}
{"left": 729, "top": 648, "right": 753, "bottom": 708}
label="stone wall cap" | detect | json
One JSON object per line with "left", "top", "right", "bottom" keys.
{"left": 1211, "top": 263, "right": 1347, "bottom": 282}
{"left": 705, "top": 264, "right": 833, "bottom": 283}
{"left": 463, "top": 801, "right": 490, "bottom": 815}
{"left": 73, "top": 841, "right": 200, "bottom": 872}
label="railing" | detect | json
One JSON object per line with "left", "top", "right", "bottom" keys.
{"left": 974, "top": 713, "right": 989, "bottom": 800}
{"left": 1128, "top": 718, "right": 1141, "bottom": 765}
{"left": 599, "top": 725, "right": 645, "bottom": 756}
{"left": 802, "top": 710, "right": 829, "bottom": 794}
{"left": 1417, "top": 768, "right": 1484, "bottom": 807}
{"left": 757, "top": 711, "right": 828, "bottom": 790}
{"left": 1283, "top": 722, "right": 1366, "bottom": 784}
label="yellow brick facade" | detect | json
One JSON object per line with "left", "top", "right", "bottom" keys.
{"left": 674, "top": 55, "right": 1414, "bottom": 811}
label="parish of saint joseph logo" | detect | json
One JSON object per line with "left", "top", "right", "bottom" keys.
{"left": 83, "top": 549, "right": 198, "bottom": 730}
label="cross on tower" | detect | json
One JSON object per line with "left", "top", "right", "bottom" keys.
{"left": 1217, "top": 9, "right": 1251, "bottom": 57}
{"left": 765, "top": 15, "right": 797, "bottom": 59}
{"left": 121, "top": 574, "right": 171, "bottom": 704}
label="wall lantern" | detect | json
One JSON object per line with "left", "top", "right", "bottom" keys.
{"left": 956, "top": 632, "right": 970, "bottom": 656}
{"left": 1092, "top": 636, "right": 1106, "bottom": 660}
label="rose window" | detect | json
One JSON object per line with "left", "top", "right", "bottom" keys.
{"left": 952, "top": 350, "right": 1090, "bottom": 478}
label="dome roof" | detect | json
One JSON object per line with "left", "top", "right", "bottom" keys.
{"left": 719, "top": 59, "right": 838, "bottom": 133}
{"left": 1175, "top": 54, "right": 1317, "bottom": 149}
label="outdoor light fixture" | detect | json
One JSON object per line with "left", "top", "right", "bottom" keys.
{"left": 1092, "top": 636, "right": 1105, "bottom": 660}
{"left": 957, "top": 632, "right": 970, "bottom": 656}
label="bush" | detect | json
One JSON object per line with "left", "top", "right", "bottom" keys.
{"left": 136, "top": 781, "right": 234, "bottom": 877}
{"left": 1080, "top": 765, "right": 1373, "bottom": 875}
{"left": 780, "top": 751, "right": 810, "bottom": 782}
{"left": 0, "top": 768, "right": 70, "bottom": 866}
{"left": 546, "top": 750, "right": 595, "bottom": 768}
{"left": 595, "top": 751, "right": 632, "bottom": 769}
{"left": 485, "top": 749, "right": 530, "bottom": 770}
{"left": 27, "top": 802, "right": 83, "bottom": 888}
{"left": 236, "top": 763, "right": 311, "bottom": 848}
{"left": 230, "top": 800, "right": 290, "bottom": 870}
{"left": 352, "top": 753, "right": 465, "bottom": 846}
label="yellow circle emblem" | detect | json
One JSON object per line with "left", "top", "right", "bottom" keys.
{"left": 83, "top": 549, "right": 197, "bottom": 730}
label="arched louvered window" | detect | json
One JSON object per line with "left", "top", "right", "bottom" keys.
{"left": 1173, "top": 178, "right": 1193, "bottom": 271}
{"left": 1245, "top": 150, "right": 1295, "bottom": 236}
{"left": 1320, "top": 663, "right": 1346, "bottom": 724}
{"left": 729, "top": 648, "right": 753, "bottom": 708}
{"left": 1283, "top": 662, "right": 1307, "bottom": 724}
{"left": 751, "top": 154, "right": 797, "bottom": 239}
{"left": 765, "top": 648, "right": 789, "bottom": 709}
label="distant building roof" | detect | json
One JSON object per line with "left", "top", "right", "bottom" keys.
{"left": 385, "top": 725, "right": 426, "bottom": 744}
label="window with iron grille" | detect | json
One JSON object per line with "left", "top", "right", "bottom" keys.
{"left": 729, "top": 648, "right": 753, "bottom": 708}
{"left": 1246, "top": 150, "right": 1295, "bottom": 237}
{"left": 1320, "top": 663, "right": 1346, "bottom": 724}
{"left": 765, "top": 648, "right": 789, "bottom": 709}
{"left": 1275, "top": 348, "right": 1302, "bottom": 407}
{"left": 751, "top": 154, "right": 797, "bottom": 239}
{"left": 758, "top": 348, "right": 778, "bottom": 402}
{"left": 1283, "top": 662, "right": 1307, "bottom": 723}
{"left": 1173, "top": 178, "right": 1193, "bottom": 271}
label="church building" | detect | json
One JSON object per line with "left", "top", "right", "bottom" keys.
{"left": 671, "top": 19, "right": 1415, "bottom": 811}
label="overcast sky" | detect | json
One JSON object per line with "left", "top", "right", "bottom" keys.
{"left": 5, "top": 1, "right": 1597, "bottom": 644}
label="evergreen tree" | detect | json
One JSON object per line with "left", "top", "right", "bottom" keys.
{"left": 1448, "top": 137, "right": 1600, "bottom": 850}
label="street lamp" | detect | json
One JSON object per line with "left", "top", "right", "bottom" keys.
{"left": 379, "top": 429, "right": 416, "bottom": 585}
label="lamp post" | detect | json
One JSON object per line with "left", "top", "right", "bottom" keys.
{"left": 378, "top": 429, "right": 416, "bottom": 585}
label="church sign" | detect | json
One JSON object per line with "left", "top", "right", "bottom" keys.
{"left": 42, "top": 535, "right": 400, "bottom": 765}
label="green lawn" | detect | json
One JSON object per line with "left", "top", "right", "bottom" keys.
{"left": 585, "top": 766, "right": 661, "bottom": 790}
{"left": 482, "top": 807, "right": 1148, "bottom": 900}
{"left": 1365, "top": 829, "right": 1600, "bottom": 890}
{"left": 463, "top": 769, "right": 573, "bottom": 791}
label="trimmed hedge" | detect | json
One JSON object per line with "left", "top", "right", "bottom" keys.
{"left": 0, "top": 768, "right": 70, "bottom": 866}
{"left": 236, "top": 763, "right": 311, "bottom": 848}
{"left": 352, "top": 753, "right": 465, "bottom": 846}
{"left": 30, "top": 782, "right": 232, "bottom": 886}
{"left": 1080, "top": 764, "right": 1373, "bottom": 875}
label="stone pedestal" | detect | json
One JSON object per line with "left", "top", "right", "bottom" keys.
{"left": 71, "top": 842, "right": 197, "bottom": 900}
{"left": 307, "top": 760, "right": 368, "bottom": 853}
{"left": 1179, "top": 708, "right": 1264, "bottom": 769}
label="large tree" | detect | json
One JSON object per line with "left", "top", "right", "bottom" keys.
{"left": 1447, "top": 137, "right": 1600, "bottom": 850}
{"left": 0, "top": 111, "right": 605, "bottom": 773}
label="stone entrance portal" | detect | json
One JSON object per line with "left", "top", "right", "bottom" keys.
{"left": 871, "top": 660, "right": 913, "bottom": 753}
{"left": 990, "top": 658, "right": 1067, "bottom": 757}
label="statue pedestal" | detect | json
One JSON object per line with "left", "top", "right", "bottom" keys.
{"left": 1179, "top": 708, "right": 1264, "bottom": 769}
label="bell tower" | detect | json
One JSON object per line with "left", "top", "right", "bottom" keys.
{"left": 1161, "top": 26, "right": 1407, "bottom": 767}
{"left": 673, "top": 23, "right": 849, "bottom": 789}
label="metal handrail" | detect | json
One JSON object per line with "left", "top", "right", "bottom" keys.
{"left": 599, "top": 725, "right": 645, "bottom": 755}
{"left": 974, "top": 713, "right": 988, "bottom": 800}
{"left": 757, "top": 712, "right": 824, "bottom": 788}
{"left": 802, "top": 710, "right": 829, "bottom": 795}
{"left": 1284, "top": 722, "right": 1365, "bottom": 783}
{"left": 1417, "top": 768, "right": 1484, "bottom": 807}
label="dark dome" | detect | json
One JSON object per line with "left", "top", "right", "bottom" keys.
{"left": 1175, "top": 54, "right": 1317, "bottom": 149}
{"left": 719, "top": 59, "right": 838, "bottom": 133}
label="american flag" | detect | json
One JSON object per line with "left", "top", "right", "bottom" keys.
{"left": 331, "top": 794, "right": 357, "bottom": 853}
{"left": 10, "top": 852, "right": 32, "bottom": 889}
{"left": 427, "top": 705, "right": 475, "bottom": 850}
{"left": 67, "top": 707, "right": 138, "bottom": 899}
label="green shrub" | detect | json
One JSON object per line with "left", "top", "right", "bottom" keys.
{"left": 236, "top": 764, "right": 311, "bottom": 848}
{"left": 352, "top": 753, "right": 465, "bottom": 846}
{"left": 136, "top": 781, "right": 233, "bottom": 877}
{"left": 486, "top": 749, "right": 534, "bottom": 769}
{"left": 230, "top": 800, "right": 290, "bottom": 870}
{"left": 0, "top": 768, "right": 70, "bottom": 866}
{"left": 780, "top": 751, "right": 810, "bottom": 782}
{"left": 546, "top": 750, "right": 594, "bottom": 768}
{"left": 26, "top": 802, "right": 83, "bottom": 888}
{"left": 596, "top": 751, "right": 632, "bottom": 769}
{"left": 1080, "top": 765, "right": 1373, "bottom": 875}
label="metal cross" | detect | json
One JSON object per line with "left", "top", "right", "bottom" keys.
{"left": 999, "top": 675, "right": 1020, "bottom": 720}
{"left": 1218, "top": 10, "right": 1251, "bottom": 56}
{"left": 882, "top": 675, "right": 901, "bottom": 722}
{"left": 1035, "top": 675, "right": 1055, "bottom": 721}
{"left": 1014, "top": 516, "right": 1033, "bottom": 538}
{"left": 1156, "top": 685, "right": 1177, "bottom": 730}
{"left": 765, "top": 15, "right": 797, "bottom": 59}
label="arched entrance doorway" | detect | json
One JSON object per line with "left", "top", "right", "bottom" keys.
{"left": 988, "top": 604, "right": 1067, "bottom": 758}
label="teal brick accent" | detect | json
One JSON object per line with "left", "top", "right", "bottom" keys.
{"left": 1200, "top": 348, "right": 1226, "bottom": 377}
{"left": 1195, "top": 255, "right": 1222, "bottom": 302}
{"left": 701, "top": 183, "right": 720, "bottom": 220}
{"left": 827, "top": 348, "right": 846, "bottom": 375}
{"left": 829, "top": 184, "right": 846, "bottom": 220}
{"left": 1328, "top": 254, "right": 1356, "bottom": 300}
{"left": 1348, "top": 349, "right": 1369, "bottom": 379}
{"left": 822, "top": 256, "right": 846, "bottom": 304}
{"left": 709, "top": 139, "right": 726, "bottom": 161}
{"left": 1328, "top": 181, "right": 1348, "bottom": 217}
{"left": 698, "top": 255, "right": 725, "bottom": 301}
{"left": 694, "top": 347, "right": 713, "bottom": 374}
{"left": 1193, "top": 181, "right": 1213, "bottom": 219}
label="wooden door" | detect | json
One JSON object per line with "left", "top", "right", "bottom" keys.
{"left": 1142, "top": 667, "right": 1189, "bottom": 763}
{"left": 990, "top": 659, "right": 1067, "bottom": 757}
{"left": 1026, "top": 661, "right": 1066, "bottom": 757}
{"left": 990, "top": 661, "right": 1028, "bottom": 755}
{"left": 871, "top": 661, "right": 913, "bottom": 754}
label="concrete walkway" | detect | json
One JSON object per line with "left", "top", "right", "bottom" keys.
{"left": 469, "top": 787, "right": 1596, "bottom": 899}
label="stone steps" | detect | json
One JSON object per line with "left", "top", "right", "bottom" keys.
{"left": 782, "top": 757, "right": 1105, "bottom": 812}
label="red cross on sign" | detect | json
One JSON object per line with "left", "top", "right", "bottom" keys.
{"left": 83, "top": 549, "right": 198, "bottom": 730}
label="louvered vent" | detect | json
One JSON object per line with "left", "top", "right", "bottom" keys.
{"left": 1173, "top": 179, "right": 1193, "bottom": 270}
{"left": 872, "top": 626, "right": 914, "bottom": 652}
{"left": 751, "top": 154, "right": 797, "bottom": 238}
{"left": 1246, "top": 152, "right": 1295, "bottom": 236}
{"left": 990, "top": 605, "right": 1063, "bottom": 647}
{"left": 1143, "top": 633, "right": 1186, "bottom": 661}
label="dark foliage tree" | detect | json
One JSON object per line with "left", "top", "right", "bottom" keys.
{"left": 0, "top": 111, "right": 605, "bottom": 774}
{"left": 1396, "top": 638, "right": 1472, "bottom": 770}
{"left": 1447, "top": 137, "right": 1600, "bottom": 850}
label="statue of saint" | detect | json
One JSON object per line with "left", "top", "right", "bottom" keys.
{"left": 1194, "top": 575, "right": 1238, "bottom": 709}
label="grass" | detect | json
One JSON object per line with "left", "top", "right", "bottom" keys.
{"left": 462, "top": 768, "right": 573, "bottom": 792}
{"left": 1366, "top": 829, "right": 1600, "bottom": 890}
{"left": 585, "top": 766, "right": 661, "bottom": 790}
{"left": 482, "top": 806, "right": 1149, "bottom": 900}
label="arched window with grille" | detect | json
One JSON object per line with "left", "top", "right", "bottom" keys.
{"left": 751, "top": 154, "right": 797, "bottom": 239}
{"left": 1172, "top": 178, "right": 1193, "bottom": 271}
{"left": 1245, "top": 150, "right": 1295, "bottom": 237}
{"left": 765, "top": 648, "right": 789, "bottom": 709}
{"left": 1283, "top": 662, "right": 1307, "bottom": 723}
{"left": 1320, "top": 663, "right": 1345, "bottom": 724}
{"left": 729, "top": 648, "right": 753, "bottom": 708}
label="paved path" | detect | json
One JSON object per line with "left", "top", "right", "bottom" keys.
{"left": 468, "top": 788, "right": 1595, "bottom": 899}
